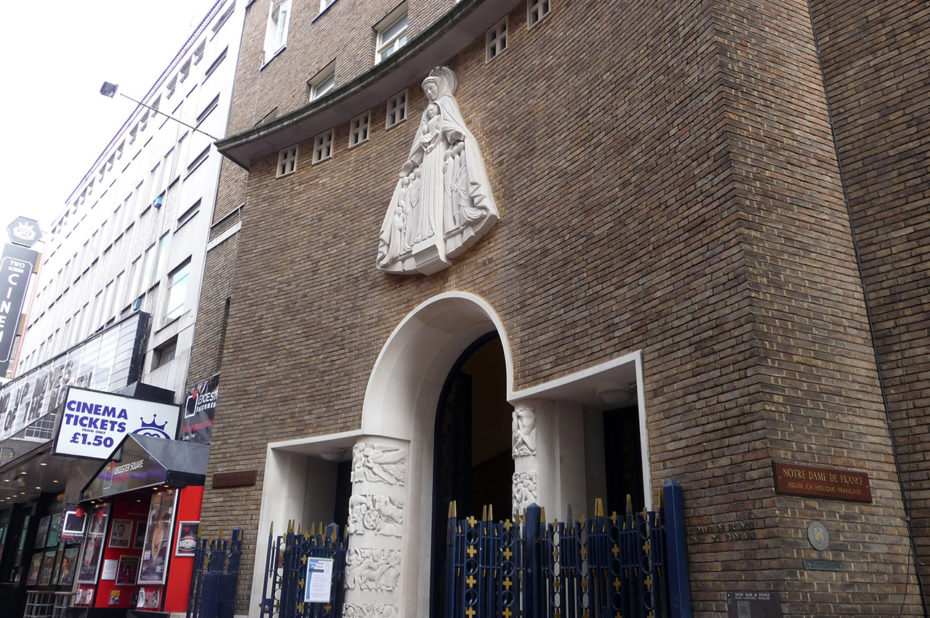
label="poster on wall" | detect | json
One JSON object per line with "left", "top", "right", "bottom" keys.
{"left": 109, "top": 519, "right": 133, "bottom": 548}
{"left": 53, "top": 387, "right": 180, "bottom": 460}
{"left": 138, "top": 489, "right": 178, "bottom": 584}
{"left": 180, "top": 375, "right": 218, "bottom": 444}
{"left": 77, "top": 504, "right": 110, "bottom": 583}
{"left": 116, "top": 556, "right": 139, "bottom": 585}
{"left": 26, "top": 553, "right": 42, "bottom": 586}
{"left": 175, "top": 521, "right": 199, "bottom": 556}
{"left": 58, "top": 547, "right": 79, "bottom": 585}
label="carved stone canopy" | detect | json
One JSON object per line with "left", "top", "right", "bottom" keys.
{"left": 376, "top": 66, "right": 499, "bottom": 275}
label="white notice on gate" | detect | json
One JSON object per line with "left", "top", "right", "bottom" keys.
{"left": 304, "top": 558, "right": 334, "bottom": 603}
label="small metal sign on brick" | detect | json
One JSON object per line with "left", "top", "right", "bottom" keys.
{"left": 773, "top": 461, "right": 872, "bottom": 503}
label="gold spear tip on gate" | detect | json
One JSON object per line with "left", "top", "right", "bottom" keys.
{"left": 448, "top": 500, "right": 457, "bottom": 518}
{"left": 625, "top": 494, "right": 633, "bottom": 516}
{"left": 482, "top": 504, "right": 487, "bottom": 521}
{"left": 540, "top": 507, "right": 547, "bottom": 524}
{"left": 269, "top": 521, "right": 274, "bottom": 535}
{"left": 488, "top": 504, "right": 494, "bottom": 522}
{"left": 594, "top": 498, "right": 605, "bottom": 518}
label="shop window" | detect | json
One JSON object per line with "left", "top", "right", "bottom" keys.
{"left": 152, "top": 337, "right": 178, "bottom": 370}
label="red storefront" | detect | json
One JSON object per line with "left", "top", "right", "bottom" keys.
{"left": 69, "top": 435, "right": 207, "bottom": 617}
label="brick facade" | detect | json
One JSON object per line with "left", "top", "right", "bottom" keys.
{"left": 188, "top": 0, "right": 929, "bottom": 614}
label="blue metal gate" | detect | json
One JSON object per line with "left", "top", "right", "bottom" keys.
{"left": 187, "top": 528, "right": 243, "bottom": 618}
{"left": 259, "top": 523, "right": 348, "bottom": 618}
{"left": 442, "top": 481, "right": 691, "bottom": 618}
{"left": 259, "top": 481, "right": 690, "bottom": 618}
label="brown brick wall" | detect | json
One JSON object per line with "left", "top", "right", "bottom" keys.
{"left": 810, "top": 0, "right": 930, "bottom": 609}
{"left": 195, "top": 0, "right": 923, "bottom": 613}
{"left": 228, "top": 0, "right": 454, "bottom": 134}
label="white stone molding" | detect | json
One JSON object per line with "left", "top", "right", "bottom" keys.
{"left": 347, "top": 494, "right": 405, "bottom": 538}
{"left": 351, "top": 441, "right": 407, "bottom": 486}
{"left": 345, "top": 547, "right": 402, "bottom": 592}
{"left": 511, "top": 403, "right": 537, "bottom": 457}
{"left": 343, "top": 605, "right": 399, "bottom": 618}
{"left": 377, "top": 66, "right": 499, "bottom": 275}
{"left": 512, "top": 471, "right": 538, "bottom": 519}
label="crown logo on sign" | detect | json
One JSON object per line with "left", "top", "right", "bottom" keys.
{"left": 140, "top": 416, "right": 168, "bottom": 431}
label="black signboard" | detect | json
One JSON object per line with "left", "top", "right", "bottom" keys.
{"left": 0, "top": 244, "right": 38, "bottom": 371}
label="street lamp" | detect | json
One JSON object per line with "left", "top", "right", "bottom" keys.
{"left": 99, "top": 82, "right": 219, "bottom": 141}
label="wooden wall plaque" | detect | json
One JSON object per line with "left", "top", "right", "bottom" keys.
{"left": 212, "top": 469, "right": 257, "bottom": 489}
{"left": 773, "top": 461, "right": 871, "bottom": 503}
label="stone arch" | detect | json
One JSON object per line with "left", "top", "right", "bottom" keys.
{"left": 349, "top": 292, "right": 513, "bottom": 617}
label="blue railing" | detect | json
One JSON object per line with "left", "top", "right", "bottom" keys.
{"left": 187, "top": 528, "right": 243, "bottom": 618}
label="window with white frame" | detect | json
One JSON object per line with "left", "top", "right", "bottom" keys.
{"left": 277, "top": 145, "right": 298, "bottom": 177}
{"left": 375, "top": 4, "right": 408, "bottom": 63}
{"left": 308, "top": 63, "right": 336, "bottom": 102}
{"left": 264, "top": 0, "right": 292, "bottom": 64}
{"left": 385, "top": 90, "right": 407, "bottom": 129}
{"left": 313, "top": 130, "right": 334, "bottom": 163}
{"left": 486, "top": 18, "right": 508, "bottom": 62}
{"left": 164, "top": 260, "right": 191, "bottom": 324}
{"left": 349, "top": 111, "right": 371, "bottom": 147}
{"left": 527, "top": 0, "right": 550, "bottom": 28}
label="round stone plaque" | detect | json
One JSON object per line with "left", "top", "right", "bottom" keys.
{"left": 807, "top": 521, "right": 829, "bottom": 551}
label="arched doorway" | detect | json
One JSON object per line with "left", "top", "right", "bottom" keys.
{"left": 430, "top": 333, "right": 512, "bottom": 616}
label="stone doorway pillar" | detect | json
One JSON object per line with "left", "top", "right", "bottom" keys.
{"left": 511, "top": 398, "right": 587, "bottom": 521}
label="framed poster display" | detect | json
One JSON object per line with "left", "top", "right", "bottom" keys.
{"left": 109, "top": 519, "right": 133, "bottom": 548}
{"left": 47, "top": 513, "right": 61, "bottom": 547}
{"left": 175, "top": 521, "right": 199, "bottom": 557}
{"left": 26, "top": 553, "right": 42, "bottom": 585}
{"left": 62, "top": 509, "right": 87, "bottom": 539}
{"left": 58, "top": 547, "right": 79, "bottom": 585}
{"left": 133, "top": 521, "right": 146, "bottom": 549}
{"left": 34, "top": 516, "right": 51, "bottom": 549}
{"left": 138, "top": 489, "right": 178, "bottom": 584}
{"left": 77, "top": 504, "right": 110, "bottom": 583}
{"left": 38, "top": 549, "right": 57, "bottom": 586}
{"left": 116, "top": 556, "right": 139, "bottom": 585}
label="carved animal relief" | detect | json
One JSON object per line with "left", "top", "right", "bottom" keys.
{"left": 345, "top": 547, "right": 402, "bottom": 592}
{"left": 347, "top": 494, "right": 405, "bottom": 538}
{"left": 377, "top": 66, "right": 499, "bottom": 275}
{"left": 351, "top": 442, "right": 407, "bottom": 486}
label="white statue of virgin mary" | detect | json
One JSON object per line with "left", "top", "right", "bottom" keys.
{"left": 377, "top": 66, "right": 499, "bottom": 275}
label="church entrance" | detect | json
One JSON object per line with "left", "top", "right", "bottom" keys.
{"left": 430, "top": 333, "right": 512, "bottom": 617}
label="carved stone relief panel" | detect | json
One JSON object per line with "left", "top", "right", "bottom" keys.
{"left": 347, "top": 494, "right": 405, "bottom": 538}
{"left": 512, "top": 471, "right": 538, "bottom": 519}
{"left": 351, "top": 441, "right": 407, "bottom": 486}
{"left": 343, "top": 604, "right": 399, "bottom": 618}
{"left": 511, "top": 403, "right": 537, "bottom": 457}
{"left": 345, "top": 547, "right": 402, "bottom": 592}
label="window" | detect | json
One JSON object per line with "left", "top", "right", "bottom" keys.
{"left": 264, "top": 0, "right": 292, "bottom": 64}
{"left": 152, "top": 337, "right": 178, "bottom": 370}
{"left": 196, "top": 95, "right": 220, "bottom": 126}
{"left": 164, "top": 260, "right": 191, "bottom": 324}
{"left": 177, "top": 200, "right": 201, "bottom": 229}
{"left": 142, "top": 243, "right": 157, "bottom": 290}
{"left": 193, "top": 40, "right": 206, "bottom": 65}
{"left": 527, "top": 0, "right": 550, "bottom": 28}
{"left": 313, "top": 130, "right": 334, "bottom": 164}
{"left": 155, "top": 234, "right": 170, "bottom": 282}
{"left": 375, "top": 5, "right": 407, "bottom": 63}
{"left": 277, "top": 145, "right": 298, "bottom": 177}
{"left": 349, "top": 111, "right": 371, "bottom": 147}
{"left": 186, "top": 145, "right": 211, "bottom": 176}
{"left": 385, "top": 90, "right": 407, "bottom": 129}
{"left": 308, "top": 63, "right": 336, "bottom": 102}
{"left": 204, "top": 47, "right": 228, "bottom": 82}
{"left": 212, "top": 3, "right": 235, "bottom": 37}
{"left": 179, "top": 59, "right": 192, "bottom": 83}
{"left": 486, "top": 18, "right": 508, "bottom": 62}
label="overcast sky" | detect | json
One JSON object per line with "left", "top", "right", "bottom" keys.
{"left": 0, "top": 0, "right": 220, "bottom": 236}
